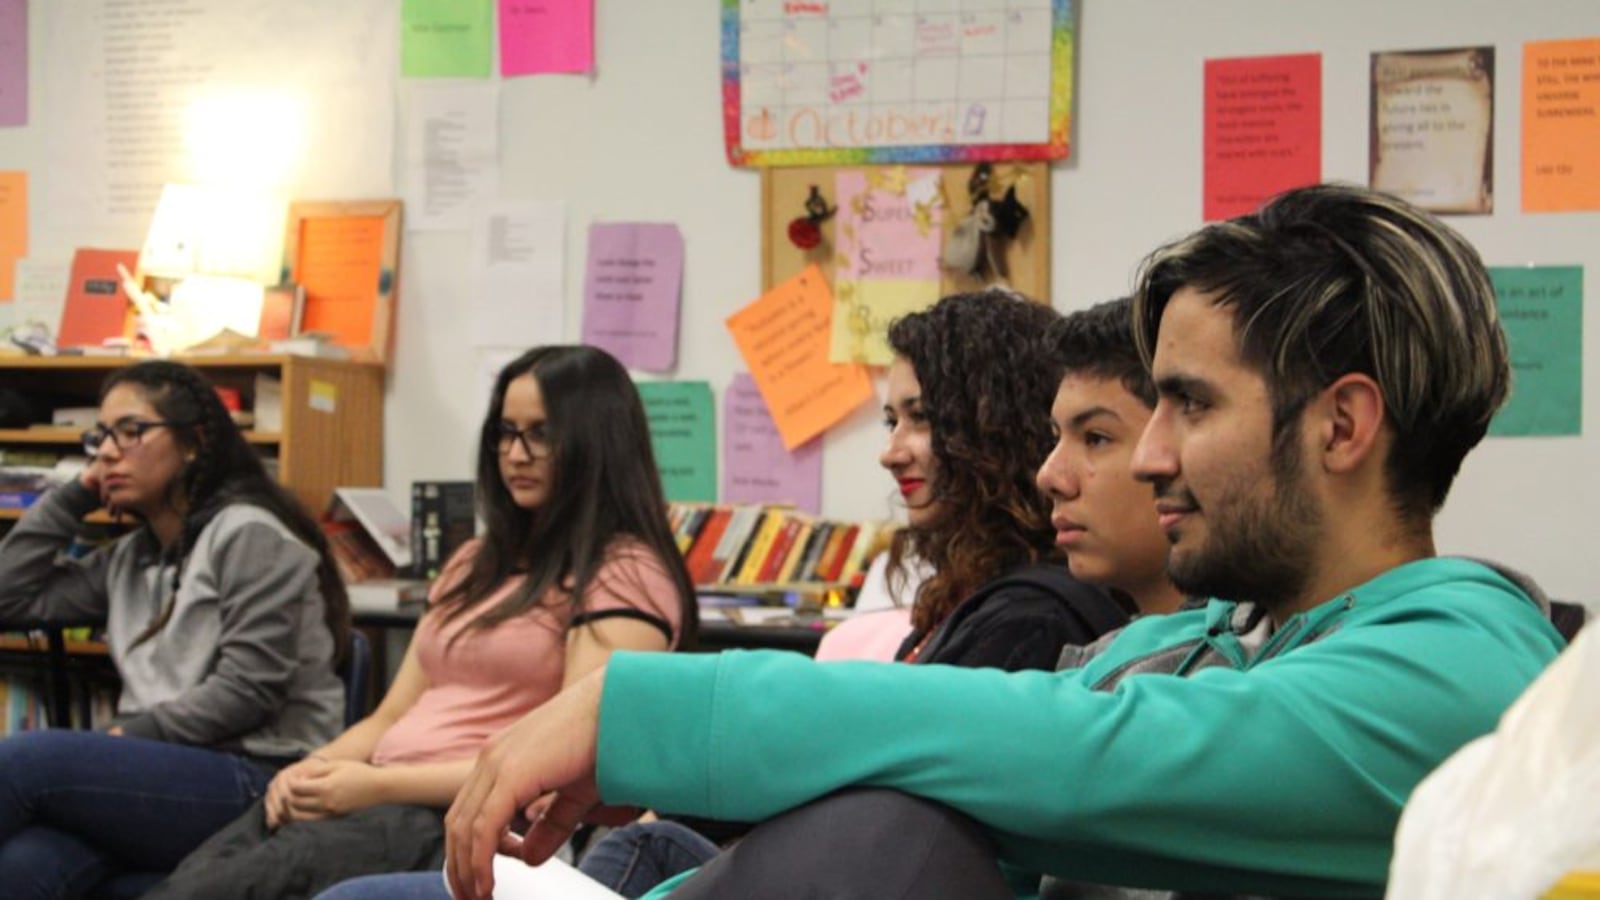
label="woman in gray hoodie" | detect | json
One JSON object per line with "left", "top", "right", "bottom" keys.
{"left": 0, "top": 359, "right": 350, "bottom": 900}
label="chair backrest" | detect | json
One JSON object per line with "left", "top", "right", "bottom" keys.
{"left": 341, "top": 629, "right": 372, "bottom": 727}
{"left": 1550, "top": 600, "right": 1588, "bottom": 644}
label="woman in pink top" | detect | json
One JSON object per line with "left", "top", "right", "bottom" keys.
{"left": 146, "top": 346, "right": 698, "bottom": 900}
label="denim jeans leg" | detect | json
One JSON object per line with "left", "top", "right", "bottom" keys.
{"left": 0, "top": 729, "right": 274, "bottom": 898}
{"left": 0, "top": 824, "right": 114, "bottom": 900}
{"left": 313, "top": 871, "right": 452, "bottom": 900}
{"left": 580, "top": 821, "right": 722, "bottom": 898}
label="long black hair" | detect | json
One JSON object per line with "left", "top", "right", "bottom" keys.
{"left": 104, "top": 360, "right": 352, "bottom": 666}
{"left": 439, "top": 346, "right": 698, "bottom": 648}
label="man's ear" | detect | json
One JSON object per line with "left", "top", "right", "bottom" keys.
{"left": 1312, "top": 373, "right": 1386, "bottom": 475}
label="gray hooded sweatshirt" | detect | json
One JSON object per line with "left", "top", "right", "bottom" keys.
{"left": 0, "top": 480, "right": 342, "bottom": 758}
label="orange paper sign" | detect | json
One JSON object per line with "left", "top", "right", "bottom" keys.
{"left": 293, "top": 215, "right": 387, "bottom": 347}
{"left": 1523, "top": 38, "right": 1600, "bottom": 212}
{"left": 726, "top": 265, "right": 873, "bottom": 450}
{"left": 0, "top": 171, "right": 25, "bottom": 301}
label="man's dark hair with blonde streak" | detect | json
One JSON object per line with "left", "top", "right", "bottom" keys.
{"left": 1131, "top": 183, "right": 1509, "bottom": 526}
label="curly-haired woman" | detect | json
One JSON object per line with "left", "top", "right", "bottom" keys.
{"left": 881, "top": 290, "right": 1130, "bottom": 669}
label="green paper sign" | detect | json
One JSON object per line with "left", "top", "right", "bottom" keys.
{"left": 637, "top": 381, "right": 717, "bottom": 503}
{"left": 1488, "top": 265, "right": 1583, "bottom": 437}
{"left": 402, "top": 0, "right": 493, "bottom": 78}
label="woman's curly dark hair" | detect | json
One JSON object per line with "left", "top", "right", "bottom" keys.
{"left": 885, "top": 290, "right": 1064, "bottom": 633}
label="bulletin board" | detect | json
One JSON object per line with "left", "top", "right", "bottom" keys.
{"left": 762, "top": 162, "right": 1050, "bottom": 367}
{"left": 761, "top": 162, "right": 1051, "bottom": 300}
{"left": 723, "top": 0, "right": 1074, "bottom": 166}
{"left": 283, "top": 199, "right": 403, "bottom": 365}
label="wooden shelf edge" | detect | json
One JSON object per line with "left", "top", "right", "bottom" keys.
{"left": 0, "top": 352, "right": 384, "bottom": 371}
{"left": 0, "top": 427, "right": 279, "bottom": 445}
{"left": 0, "top": 508, "right": 118, "bottom": 523}
{"left": 0, "top": 634, "right": 110, "bottom": 656}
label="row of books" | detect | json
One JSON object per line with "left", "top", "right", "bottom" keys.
{"left": 0, "top": 675, "right": 47, "bottom": 733}
{"left": 322, "top": 482, "right": 474, "bottom": 612}
{"left": 668, "top": 503, "right": 896, "bottom": 589}
{"left": 0, "top": 449, "right": 85, "bottom": 510}
{"left": 0, "top": 671, "right": 117, "bottom": 734}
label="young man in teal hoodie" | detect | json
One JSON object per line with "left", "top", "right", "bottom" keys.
{"left": 444, "top": 184, "right": 1564, "bottom": 899}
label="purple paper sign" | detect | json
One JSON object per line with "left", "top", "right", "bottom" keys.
{"left": 0, "top": 0, "right": 26, "bottom": 127}
{"left": 722, "top": 372, "right": 823, "bottom": 513}
{"left": 581, "top": 222, "right": 684, "bottom": 372}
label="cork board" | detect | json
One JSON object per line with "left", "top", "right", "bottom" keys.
{"left": 760, "top": 162, "right": 1051, "bottom": 302}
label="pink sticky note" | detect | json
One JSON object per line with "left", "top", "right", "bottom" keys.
{"left": 722, "top": 372, "right": 823, "bottom": 513}
{"left": 500, "top": 0, "right": 593, "bottom": 76}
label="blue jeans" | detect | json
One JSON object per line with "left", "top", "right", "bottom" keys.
{"left": 579, "top": 821, "right": 720, "bottom": 897}
{"left": 314, "top": 822, "right": 717, "bottom": 900}
{"left": 0, "top": 729, "right": 274, "bottom": 900}
{"left": 314, "top": 871, "right": 448, "bottom": 900}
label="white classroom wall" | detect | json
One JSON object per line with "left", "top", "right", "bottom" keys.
{"left": 2, "top": 0, "right": 1597, "bottom": 607}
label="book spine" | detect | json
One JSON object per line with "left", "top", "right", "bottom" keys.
{"left": 720, "top": 508, "right": 770, "bottom": 584}
{"left": 755, "top": 515, "right": 803, "bottom": 584}
{"left": 710, "top": 506, "right": 760, "bottom": 584}
{"left": 775, "top": 521, "right": 814, "bottom": 584}
{"left": 794, "top": 521, "right": 834, "bottom": 583}
{"left": 411, "top": 481, "right": 475, "bottom": 580}
{"left": 685, "top": 507, "right": 732, "bottom": 586}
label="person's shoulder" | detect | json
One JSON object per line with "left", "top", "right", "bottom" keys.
{"left": 976, "top": 562, "right": 1127, "bottom": 620}
{"left": 199, "top": 503, "right": 300, "bottom": 546}
{"left": 597, "top": 535, "right": 676, "bottom": 578}
{"left": 932, "top": 563, "right": 1126, "bottom": 649}
{"left": 1349, "top": 557, "right": 1552, "bottom": 627}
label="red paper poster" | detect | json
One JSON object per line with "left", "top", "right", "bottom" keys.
{"left": 58, "top": 248, "right": 138, "bottom": 349}
{"left": 1204, "top": 54, "right": 1322, "bottom": 221}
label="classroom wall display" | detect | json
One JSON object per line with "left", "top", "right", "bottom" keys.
{"left": 763, "top": 162, "right": 1050, "bottom": 365}
{"left": 1203, "top": 53, "right": 1323, "bottom": 222}
{"left": 637, "top": 380, "right": 717, "bottom": 503}
{"left": 1369, "top": 46, "right": 1495, "bottom": 215}
{"left": 1522, "top": 37, "right": 1600, "bottom": 214}
{"left": 1488, "top": 265, "right": 1583, "bottom": 437}
{"left": 722, "top": 0, "right": 1073, "bottom": 166}
{"left": 283, "top": 199, "right": 403, "bottom": 364}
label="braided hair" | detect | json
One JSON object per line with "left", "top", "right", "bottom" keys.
{"left": 103, "top": 361, "right": 352, "bottom": 667}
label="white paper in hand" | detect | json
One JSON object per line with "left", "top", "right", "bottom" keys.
{"left": 443, "top": 854, "right": 625, "bottom": 900}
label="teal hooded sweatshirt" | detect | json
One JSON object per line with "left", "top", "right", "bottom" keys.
{"left": 597, "top": 557, "right": 1563, "bottom": 898}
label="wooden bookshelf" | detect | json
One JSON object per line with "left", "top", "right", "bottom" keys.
{"left": 0, "top": 508, "right": 117, "bottom": 523}
{"left": 0, "top": 427, "right": 281, "bottom": 445}
{"left": 0, "top": 353, "right": 387, "bottom": 730}
{"left": 0, "top": 353, "right": 383, "bottom": 516}
{"left": 0, "top": 634, "right": 109, "bottom": 656}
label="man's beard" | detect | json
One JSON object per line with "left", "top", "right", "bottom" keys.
{"left": 1162, "top": 442, "right": 1322, "bottom": 612}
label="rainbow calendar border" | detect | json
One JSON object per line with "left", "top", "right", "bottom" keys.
{"left": 720, "top": 0, "right": 1073, "bottom": 167}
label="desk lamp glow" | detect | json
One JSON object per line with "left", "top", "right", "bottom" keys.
{"left": 129, "top": 91, "right": 303, "bottom": 355}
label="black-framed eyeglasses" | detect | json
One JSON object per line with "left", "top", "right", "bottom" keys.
{"left": 494, "top": 421, "right": 553, "bottom": 460}
{"left": 82, "top": 419, "right": 186, "bottom": 458}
